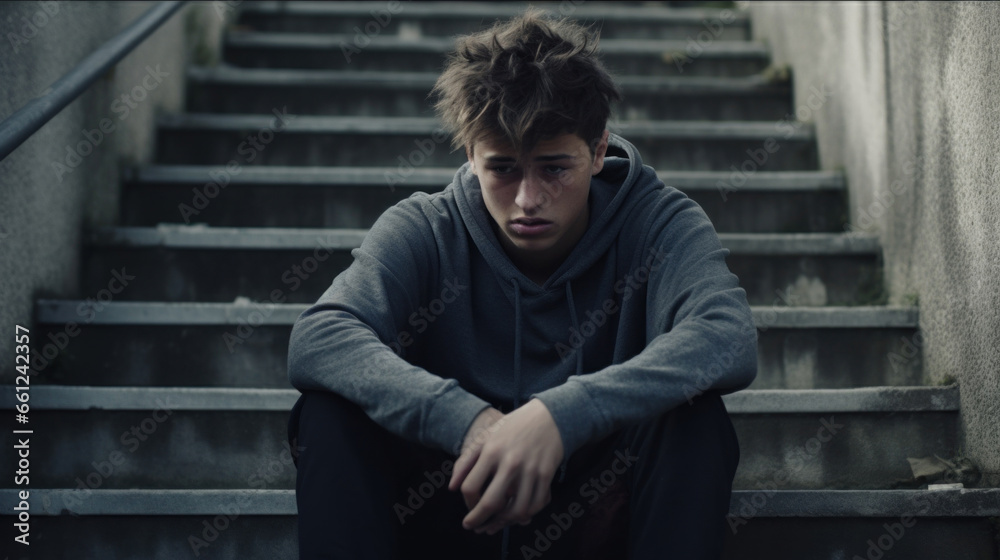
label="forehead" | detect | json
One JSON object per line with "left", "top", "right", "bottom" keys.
{"left": 474, "top": 133, "right": 589, "bottom": 159}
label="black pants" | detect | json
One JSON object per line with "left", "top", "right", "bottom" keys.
{"left": 287, "top": 390, "right": 739, "bottom": 560}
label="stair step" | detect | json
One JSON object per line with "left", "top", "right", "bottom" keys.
{"left": 82, "top": 227, "right": 881, "bottom": 306}
{"left": 6, "top": 487, "right": 995, "bottom": 516}
{"left": 187, "top": 66, "right": 792, "bottom": 120}
{"left": 29, "top": 301, "right": 920, "bottom": 389}
{"left": 127, "top": 165, "right": 844, "bottom": 190}
{"left": 87, "top": 227, "right": 877, "bottom": 253}
{"left": 2, "top": 384, "right": 955, "bottom": 412}
{"left": 122, "top": 166, "right": 847, "bottom": 233}
{"left": 0, "top": 386, "right": 960, "bottom": 489}
{"left": 2, "top": 489, "right": 996, "bottom": 559}
{"left": 236, "top": 1, "right": 751, "bottom": 41}
{"left": 34, "top": 300, "right": 918, "bottom": 327}
{"left": 155, "top": 114, "right": 818, "bottom": 170}
{"left": 223, "top": 32, "right": 771, "bottom": 76}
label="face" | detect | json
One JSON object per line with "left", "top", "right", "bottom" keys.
{"left": 467, "top": 130, "right": 609, "bottom": 272}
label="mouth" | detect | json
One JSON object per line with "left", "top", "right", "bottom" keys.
{"left": 509, "top": 218, "right": 553, "bottom": 236}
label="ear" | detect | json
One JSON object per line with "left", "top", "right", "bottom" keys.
{"left": 466, "top": 145, "right": 477, "bottom": 175}
{"left": 591, "top": 129, "right": 610, "bottom": 176}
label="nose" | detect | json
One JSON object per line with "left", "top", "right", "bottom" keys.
{"left": 514, "top": 170, "right": 550, "bottom": 214}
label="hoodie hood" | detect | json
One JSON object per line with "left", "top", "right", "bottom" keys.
{"left": 450, "top": 133, "right": 659, "bottom": 411}
{"left": 452, "top": 132, "right": 652, "bottom": 297}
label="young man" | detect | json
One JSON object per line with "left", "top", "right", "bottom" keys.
{"left": 286, "top": 9, "right": 757, "bottom": 560}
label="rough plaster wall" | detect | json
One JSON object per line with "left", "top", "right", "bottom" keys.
{"left": 0, "top": 1, "right": 227, "bottom": 380}
{"left": 748, "top": 1, "right": 889, "bottom": 231}
{"left": 750, "top": 1, "right": 1000, "bottom": 484}
{"left": 882, "top": 1, "right": 1000, "bottom": 485}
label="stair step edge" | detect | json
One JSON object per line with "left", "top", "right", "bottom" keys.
{"left": 155, "top": 114, "right": 814, "bottom": 140}
{"left": 32, "top": 301, "right": 919, "bottom": 327}
{"left": 0, "top": 385, "right": 958, "bottom": 412}
{"left": 85, "top": 227, "right": 880, "bottom": 255}
{"left": 3, "top": 488, "right": 996, "bottom": 517}
{"left": 127, "top": 166, "right": 844, "bottom": 191}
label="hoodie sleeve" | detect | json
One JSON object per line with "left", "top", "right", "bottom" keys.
{"left": 532, "top": 191, "right": 758, "bottom": 458}
{"left": 287, "top": 195, "right": 492, "bottom": 455}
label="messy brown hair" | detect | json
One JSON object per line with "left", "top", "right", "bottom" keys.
{"left": 431, "top": 8, "right": 622, "bottom": 156}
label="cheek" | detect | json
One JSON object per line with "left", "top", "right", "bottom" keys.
{"left": 480, "top": 183, "right": 511, "bottom": 215}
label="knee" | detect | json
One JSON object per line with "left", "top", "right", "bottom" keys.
{"left": 295, "top": 390, "right": 363, "bottom": 425}
{"left": 287, "top": 390, "right": 375, "bottom": 466}
{"left": 672, "top": 392, "right": 740, "bottom": 471}
{"left": 636, "top": 392, "right": 739, "bottom": 468}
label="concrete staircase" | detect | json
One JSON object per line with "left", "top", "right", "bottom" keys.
{"left": 3, "top": 2, "right": 998, "bottom": 558}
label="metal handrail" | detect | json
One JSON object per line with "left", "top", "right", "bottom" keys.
{"left": 0, "top": 1, "right": 187, "bottom": 162}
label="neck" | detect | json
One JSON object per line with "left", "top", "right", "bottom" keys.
{"left": 494, "top": 202, "right": 589, "bottom": 287}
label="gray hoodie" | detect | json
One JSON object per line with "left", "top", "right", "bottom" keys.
{"left": 287, "top": 133, "right": 758, "bottom": 460}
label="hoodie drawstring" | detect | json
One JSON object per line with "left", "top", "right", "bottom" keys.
{"left": 501, "top": 279, "right": 582, "bottom": 559}
{"left": 502, "top": 279, "right": 522, "bottom": 560}
{"left": 564, "top": 281, "right": 584, "bottom": 377}
{"left": 511, "top": 278, "right": 523, "bottom": 408}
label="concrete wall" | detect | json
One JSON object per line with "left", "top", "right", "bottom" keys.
{"left": 748, "top": 1, "right": 1000, "bottom": 485}
{"left": 0, "top": 1, "right": 228, "bottom": 380}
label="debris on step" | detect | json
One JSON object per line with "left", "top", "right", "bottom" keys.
{"left": 891, "top": 454, "right": 981, "bottom": 489}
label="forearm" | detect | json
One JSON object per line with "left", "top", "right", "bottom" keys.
{"left": 288, "top": 304, "right": 492, "bottom": 454}
{"left": 535, "top": 308, "right": 756, "bottom": 456}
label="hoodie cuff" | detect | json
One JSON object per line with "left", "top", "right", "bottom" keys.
{"left": 531, "top": 379, "right": 608, "bottom": 459}
{"left": 424, "top": 384, "right": 493, "bottom": 456}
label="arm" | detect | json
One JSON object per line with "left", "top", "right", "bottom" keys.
{"left": 287, "top": 196, "right": 492, "bottom": 454}
{"left": 449, "top": 193, "right": 757, "bottom": 534}
{"left": 533, "top": 192, "right": 759, "bottom": 459}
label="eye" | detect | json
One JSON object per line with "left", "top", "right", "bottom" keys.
{"left": 545, "top": 165, "right": 567, "bottom": 175}
{"left": 490, "top": 166, "right": 515, "bottom": 175}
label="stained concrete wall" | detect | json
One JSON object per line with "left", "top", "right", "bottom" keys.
{"left": 749, "top": 1, "right": 1000, "bottom": 485}
{"left": 0, "top": 1, "right": 228, "bottom": 380}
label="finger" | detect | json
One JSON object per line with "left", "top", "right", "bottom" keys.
{"left": 502, "top": 475, "right": 536, "bottom": 529}
{"left": 463, "top": 468, "right": 512, "bottom": 530}
{"left": 460, "top": 453, "right": 496, "bottom": 511}
{"left": 477, "top": 493, "right": 514, "bottom": 535}
{"left": 449, "top": 446, "right": 481, "bottom": 492}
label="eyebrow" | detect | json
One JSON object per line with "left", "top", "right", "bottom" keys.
{"left": 484, "top": 154, "right": 577, "bottom": 163}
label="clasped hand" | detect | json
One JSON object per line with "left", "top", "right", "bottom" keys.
{"left": 447, "top": 398, "right": 565, "bottom": 535}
